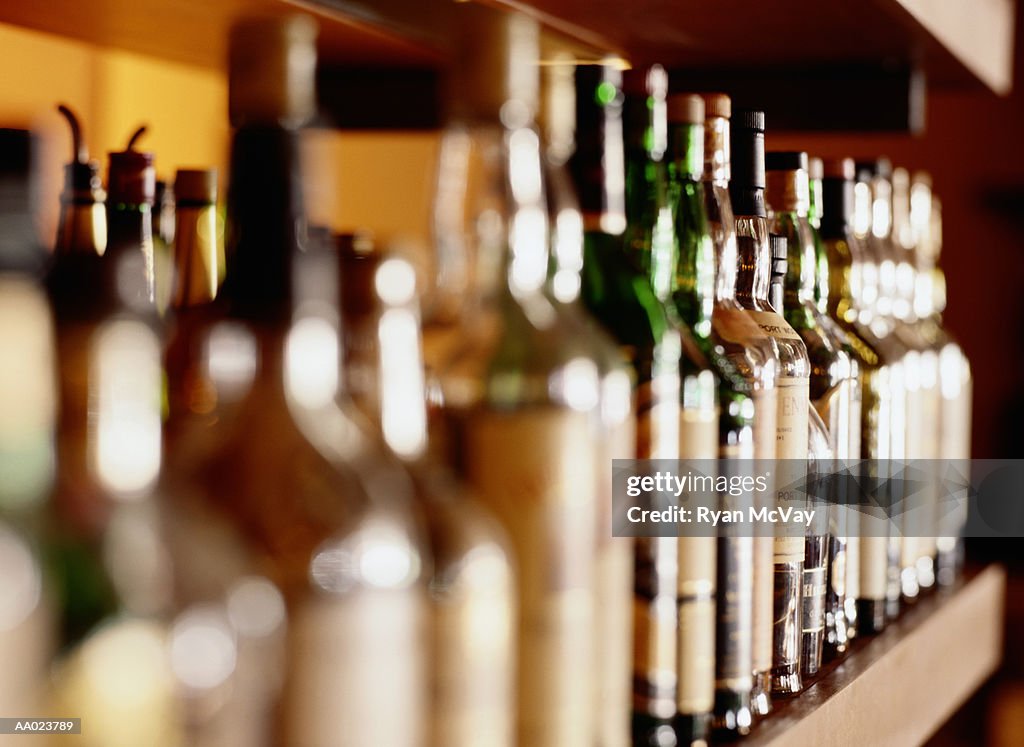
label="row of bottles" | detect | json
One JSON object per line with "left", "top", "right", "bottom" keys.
{"left": 0, "top": 6, "right": 971, "bottom": 747}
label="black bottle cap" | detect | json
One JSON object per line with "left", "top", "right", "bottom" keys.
{"left": 765, "top": 151, "right": 808, "bottom": 173}
{"left": 729, "top": 108, "right": 766, "bottom": 217}
{"left": 855, "top": 157, "right": 893, "bottom": 182}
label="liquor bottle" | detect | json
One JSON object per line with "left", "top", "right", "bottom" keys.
{"left": 891, "top": 166, "right": 942, "bottom": 594}
{"left": 544, "top": 60, "right": 635, "bottom": 747}
{"left": 910, "top": 181, "right": 971, "bottom": 585}
{"left": 55, "top": 105, "right": 106, "bottom": 256}
{"left": 159, "top": 16, "right": 427, "bottom": 746}
{"left": 336, "top": 240, "right": 515, "bottom": 747}
{"left": 853, "top": 160, "right": 911, "bottom": 615}
{"left": 432, "top": 9, "right": 601, "bottom": 746}
{"left": 0, "top": 128, "right": 57, "bottom": 719}
{"left": 573, "top": 63, "right": 685, "bottom": 746}
{"left": 625, "top": 75, "right": 717, "bottom": 746}
{"left": 106, "top": 126, "right": 157, "bottom": 307}
{"left": 807, "top": 154, "right": 859, "bottom": 647}
{"left": 730, "top": 111, "right": 810, "bottom": 697}
{"left": 694, "top": 93, "right": 767, "bottom": 734}
{"left": 163, "top": 168, "right": 222, "bottom": 472}
{"left": 765, "top": 152, "right": 859, "bottom": 670}
{"left": 819, "top": 158, "right": 894, "bottom": 635}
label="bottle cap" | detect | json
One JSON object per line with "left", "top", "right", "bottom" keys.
{"left": 57, "top": 104, "right": 102, "bottom": 195}
{"left": 855, "top": 157, "right": 892, "bottom": 181}
{"left": 229, "top": 14, "right": 318, "bottom": 128}
{"left": 667, "top": 94, "right": 705, "bottom": 125}
{"left": 807, "top": 156, "right": 824, "bottom": 180}
{"left": 107, "top": 127, "right": 155, "bottom": 206}
{"left": 765, "top": 151, "right": 808, "bottom": 172}
{"left": 700, "top": 92, "right": 731, "bottom": 120}
{"left": 729, "top": 108, "right": 766, "bottom": 216}
{"left": 822, "top": 157, "right": 855, "bottom": 180}
{"left": 174, "top": 169, "right": 218, "bottom": 204}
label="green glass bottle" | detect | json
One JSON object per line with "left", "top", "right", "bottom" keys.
{"left": 621, "top": 65, "right": 717, "bottom": 747}
{"left": 667, "top": 92, "right": 756, "bottom": 737}
{"left": 820, "top": 158, "right": 895, "bottom": 635}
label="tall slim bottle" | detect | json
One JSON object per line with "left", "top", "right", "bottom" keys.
{"left": 807, "top": 154, "right": 860, "bottom": 646}
{"left": 337, "top": 242, "right": 515, "bottom": 747}
{"left": 730, "top": 112, "right": 811, "bottom": 697}
{"left": 432, "top": 9, "right": 602, "bottom": 746}
{"left": 819, "top": 159, "right": 893, "bottom": 634}
{"left": 159, "top": 17, "right": 427, "bottom": 746}
{"left": 765, "top": 151, "right": 859, "bottom": 671}
{"left": 572, "top": 63, "right": 686, "bottom": 746}
{"left": 543, "top": 60, "right": 635, "bottom": 747}
{"left": 697, "top": 92, "right": 772, "bottom": 727}
{"left": 0, "top": 129, "right": 57, "bottom": 719}
{"left": 853, "top": 161, "right": 910, "bottom": 615}
{"left": 624, "top": 74, "right": 717, "bottom": 746}
{"left": 910, "top": 182, "right": 971, "bottom": 584}
{"left": 667, "top": 92, "right": 759, "bottom": 737}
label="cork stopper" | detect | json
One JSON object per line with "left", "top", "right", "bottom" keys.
{"left": 807, "top": 156, "right": 824, "bottom": 181}
{"left": 822, "top": 157, "right": 855, "bottom": 180}
{"left": 174, "top": 169, "right": 218, "bottom": 204}
{"left": 107, "top": 126, "right": 155, "bottom": 206}
{"left": 446, "top": 5, "right": 540, "bottom": 125}
{"left": 229, "top": 15, "right": 318, "bottom": 128}
{"left": 667, "top": 94, "right": 705, "bottom": 125}
{"left": 701, "top": 93, "right": 731, "bottom": 120}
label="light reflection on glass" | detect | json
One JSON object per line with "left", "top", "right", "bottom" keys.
{"left": 226, "top": 576, "right": 286, "bottom": 640}
{"left": 0, "top": 525, "right": 42, "bottom": 632}
{"left": 169, "top": 606, "right": 238, "bottom": 692}
{"left": 0, "top": 278, "right": 56, "bottom": 508}
{"left": 285, "top": 316, "right": 339, "bottom": 410}
{"left": 91, "top": 319, "right": 162, "bottom": 497}
{"left": 551, "top": 207, "right": 583, "bottom": 303}
{"left": 379, "top": 308, "right": 427, "bottom": 460}
{"left": 551, "top": 356, "right": 600, "bottom": 412}
{"left": 205, "top": 322, "right": 258, "bottom": 400}
{"left": 310, "top": 520, "right": 421, "bottom": 596}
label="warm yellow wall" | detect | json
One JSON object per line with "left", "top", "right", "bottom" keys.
{"left": 0, "top": 21, "right": 436, "bottom": 252}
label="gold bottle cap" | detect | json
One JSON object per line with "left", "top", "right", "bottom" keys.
{"left": 701, "top": 92, "right": 731, "bottom": 120}
{"left": 174, "top": 169, "right": 218, "bottom": 204}
{"left": 229, "top": 14, "right": 318, "bottom": 128}
{"left": 667, "top": 94, "right": 705, "bottom": 125}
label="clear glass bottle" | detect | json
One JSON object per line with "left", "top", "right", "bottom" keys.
{"left": 158, "top": 16, "right": 427, "bottom": 746}
{"left": 431, "top": 9, "right": 603, "bottom": 746}
{"left": 807, "top": 154, "right": 859, "bottom": 648}
{"left": 0, "top": 129, "right": 58, "bottom": 721}
{"left": 730, "top": 111, "right": 811, "bottom": 698}
{"left": 627, "top": 77, "right": 717, "bottom": 746}
{"left": 765, "top": 152, "right": 860, "bottom": 669}
{"left": 910, "top": 181, "right": 971, "bottom": 585}
{"left": 546, "top": 59, "right": 635, "bottom": 747}
{"left": 820, "top": 158, "right": 894, "bottom": 635}
{"left": 853, "top": 160, "right": 911, "bottom": 615}
{"left": 337, "top": 240, "right": 515, "bottom": 747}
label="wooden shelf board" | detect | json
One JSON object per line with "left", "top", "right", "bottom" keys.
{"left": 0, "top": 0, "right": 1012, "bottom": 94}
{"left": 745, "top": 565, "right": 1006, "bottom": 746}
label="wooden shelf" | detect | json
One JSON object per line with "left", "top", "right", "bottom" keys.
{"left": 0, "top": 0, "right": 1013, "bottom": 93}
{"left": 745, "top": 565, "right": 1006, "bottom": 746}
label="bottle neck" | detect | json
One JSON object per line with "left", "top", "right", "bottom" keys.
{"left": 702, "top": 115, "right": 729, "bottom": 186}
{"left": 221, "top": 125, "right": 304, "bottom": 321}
{"left": 820, "top": 177, "right": 854, "bottom": 240}
{"left": 105, "top": 202, "right": 155, "bottom": 306}
{"left": 668, "top": 122, "right": 703, "bottom": 181}
{"left": 808, "top": 176, "right": 823, "bottom": 230}
{"left": 172, "top": 201, "right": 219, "bottom": 309}
{"left": 733, "top": 216, "right": 770, "bottom": 308}
{"left": 56, "top": 184, "right": 105, "bottom": 257}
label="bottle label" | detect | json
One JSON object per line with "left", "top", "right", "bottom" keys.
{"left": 676, "top": 537, "right": 716, "bottom": 714}
{"left": 715, "top": 536, "right": 754, "bottom": 691}
{"left": 801, "top": 565, "right": 827, "bottom": 634}
{"left": 463, "top": 409, "right": 596, "bottom": 747}
{"left": 774, "top": 376, "right": 810, "bottom": 563}
{"left": 433, "top": 554, "right": 515, "bottom": 747}
{"left": 632, "top": 537, "right": 677, "bottom": 720}
{"left": 285, "top": 589, "right": 426, "bottom": 747}
{"left": 752, "top": 389, "right": 777, "bottom": 459}
{"left": 859, "top": 535, "right": 889, "bottom": 600}
{"left": 746, "top": 310, "right": 805, "bottom": 343}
